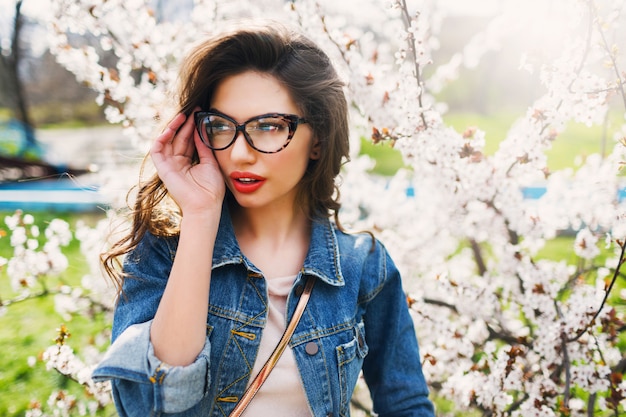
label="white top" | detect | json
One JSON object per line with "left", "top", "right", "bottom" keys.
{"left": 241, "top": 275, "right": 312, "bottom": 417}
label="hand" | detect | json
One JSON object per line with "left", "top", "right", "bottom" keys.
{"left": 150, "top": 110, "right": 226, "bottom": 216}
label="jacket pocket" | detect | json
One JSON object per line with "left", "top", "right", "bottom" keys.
{"left": 336, "top": 321, "right": 369, "bottom": 417}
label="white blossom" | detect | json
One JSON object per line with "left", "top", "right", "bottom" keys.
{"left": 0, "top": 0, "right": 622, "bottom": 415}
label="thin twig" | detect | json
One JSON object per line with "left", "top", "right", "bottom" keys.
{"left": 555, "top": 302, "right": 572, "bottom": 410}
{"left": 469, "top": 239, "right": 487, "bottom": 276}
{"left": 397, "top": 0, "right": 429, "bottom": 129}
{"left": 423, "top": 297, "right": 458, "bottom": 313}
{"left": 591, "top": 1, "right": 626, "bottom": 109}
{"left": 567, "top": 240, "right": 626, "bottom": 342}
{"left": 561, "top": 332, "right": 572, "bottom": 408}
{"left": 1, "top": 289, "right": 52, "bottom": 307}
{"left": 587, "top": 392, "right": 596, "bottom": 417}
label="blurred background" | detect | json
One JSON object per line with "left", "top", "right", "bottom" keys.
{"left": 2, "top": 0, "right": 605, "bottom": 189}
{"left": 1, "top": 1, "right": 624, "bottom": 416}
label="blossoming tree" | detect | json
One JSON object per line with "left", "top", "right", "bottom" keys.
{"left": 1, "top": 0, "right": 625, "bottom": 415}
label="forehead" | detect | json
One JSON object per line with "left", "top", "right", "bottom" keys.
{"left": 211, "top": 71, "right": 300, "bottom": 120}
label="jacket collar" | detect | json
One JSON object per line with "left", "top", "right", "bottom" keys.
{"left": 212, "top": 204, "right": 344, "bottom": 287}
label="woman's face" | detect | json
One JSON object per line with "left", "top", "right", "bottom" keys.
{"left": 209, "top": 70, "right": 318, "bottom": 213}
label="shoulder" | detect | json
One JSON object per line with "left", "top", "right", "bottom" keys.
{"left": 332, "top": 225, "right": 389, "bottom": 261}
{"left": 124, "top": 230, "right": 180, "bottom": 273}
{"left": 131, "top": 230, "right": 179, "bottom": 258}
{"left": 332, "top": 225, "right": 399, "bottom": 287}
{"left": 334, "top": 226, "right": 374, "bottom": 255}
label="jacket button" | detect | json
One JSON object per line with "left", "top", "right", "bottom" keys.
{"left": 305, "top": 341, "right": 319, "bottom": 355}
{"left": 327, "top": 413, "right": 333, "bottom": 417}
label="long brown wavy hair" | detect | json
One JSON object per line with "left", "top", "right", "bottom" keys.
{"left": 102, "top": 22, "right": 350, "bottom": 290}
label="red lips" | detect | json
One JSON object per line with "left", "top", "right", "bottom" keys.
{"left": 229, "top": 172, "right": 266, "bottom": 193}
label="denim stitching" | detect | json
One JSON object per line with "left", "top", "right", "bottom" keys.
{"left": 214, "top": 274, "right": 268, "bottom": 413}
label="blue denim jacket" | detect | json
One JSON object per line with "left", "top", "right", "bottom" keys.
{"left": 92, "top": 207, "right": 434, "bottom": 417}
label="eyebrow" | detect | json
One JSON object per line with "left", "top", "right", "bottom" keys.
{"left": 207, "top": 108, "right": 299, "bottom": 123}
{"left": 208, "top": 108, "right": 255, "bottom": 123}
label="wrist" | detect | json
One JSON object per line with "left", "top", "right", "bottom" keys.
{"left": 180, "top": 208, "right": 222, "bottom": 230}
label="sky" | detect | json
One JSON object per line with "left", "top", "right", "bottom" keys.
{"left": 437, "top": 0, "right": 500, "bottom": 15}
{"left": 0, "top": 0, "right": 587, "bottom": 63}
{"left": 0, "top": 0, "right": 502, "bottom": 51}
{"left": 0, "top": 0, "right": 502, "bottom": 21}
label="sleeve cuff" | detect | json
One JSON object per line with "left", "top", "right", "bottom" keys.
{"left": 92, "top": 321, "right": 211, "bottom": 414}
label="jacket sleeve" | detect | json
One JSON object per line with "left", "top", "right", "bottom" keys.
{"left": 92, "top": 232, "right": 211, "bottom": 415}
{"left": 361, "top": 242, "right": 435, "bottom": 417}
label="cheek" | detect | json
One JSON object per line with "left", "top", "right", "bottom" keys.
{"left": 292, "top": 153, "right": 315, "bottom": 180}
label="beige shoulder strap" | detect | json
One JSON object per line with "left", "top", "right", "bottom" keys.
{"left": 229, "top": 275, "right": 316, "bottom": 417}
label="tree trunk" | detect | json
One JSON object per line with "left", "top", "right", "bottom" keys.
{"left": 1, "top": 0, "right": 37, "bottom": 152}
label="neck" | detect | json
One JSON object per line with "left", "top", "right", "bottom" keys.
{"left": 230, "top": 200, "right": 311, "bottom": 246}
{"left": 229, "top": 200, "right": 313, "bottom": 278}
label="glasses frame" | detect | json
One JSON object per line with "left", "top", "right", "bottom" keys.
{"left": 194, "top": 110, "right": 308, "bottom": 154}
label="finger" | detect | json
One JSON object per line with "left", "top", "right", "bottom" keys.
{"left": 151, "top": 113, "right": 187, "bottom": 169}
{"left": 171, "top": 112, "right": 198, "bottom": 156}
{"left": 192, "top": 108, "right": 212, "bottom": 158}
{"left": 162, "top": 113, "right": 187, "bottom": 143}
{"left": 152, "top": 114, "right": 186, "bottom": 153}
{"left": 188, "top": 107, "right": 212, "bottom": 158}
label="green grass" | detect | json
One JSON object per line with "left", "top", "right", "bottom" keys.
{"left": 442, "top": 111, "right": 519, "bottom": 155}
{"left": 535, "top": 235, "right": 579, "bottom": 262}
{"left": 1, "top": 218, "right": 624, "bottom": 416}
{"left": 32, "top": 101, "right": 108, "bottom": 129}
{"left": 536, "top": 235, "right": 625, "bottom": 330}
{"left": 1, "top": 105, "right": 624, "bottom": 414}
{"left": 0, "top": 211, "right": 114, "bottom": 416}
{"left": 358, "top": 110, "right": 623, "bottom": 176}
{"left": 443, "top": 111, "right": 624, "bottom": 171}
{"left": 0, "top": 103, "right": 107, "bottom": 130}
{"left": 359, "top": 137, "right": 406, "bottom": 176}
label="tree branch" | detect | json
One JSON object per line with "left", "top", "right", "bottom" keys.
{"left": 423, "top": 297, "right": 458, "bottom": 313}
{"left": 397, "top": 0, "right": 429, "bottom": 130}
{"left": 591, "top": 1, "right": 626, "bottom": 109}
{"left": 567, "top": 240, "right": 626, "bottom": 342}
{"left": 469, "top": 238, "right": 487, "bottom": 277}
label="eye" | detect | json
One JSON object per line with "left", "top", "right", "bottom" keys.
{"left": 248, "top": 118, "right": 289, "bottom": 133}
{"left": 207, "top": 118, "right": 233, "bottom": 133}
{"left": 211, "top": 122, "right": 230, "bottom": 131}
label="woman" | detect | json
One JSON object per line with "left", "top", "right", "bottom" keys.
{"left": 93, "top": 22, "right": 434, "bottom": 417}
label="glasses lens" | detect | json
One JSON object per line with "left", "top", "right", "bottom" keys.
{"left": 201, "top": 114, "right": 236, "bottom": 149}
{"left": 246, "top": 116, "right": 291, "bottom": 152}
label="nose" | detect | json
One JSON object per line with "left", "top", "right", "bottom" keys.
{"left": 229, "top": 131, "right": 256, "bottom": 162}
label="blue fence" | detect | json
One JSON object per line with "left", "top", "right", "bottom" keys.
{"left": 0, "top": 179, "right": 107, "bottom": 212}
{"left": 1, "top": 181, "right": 623, "bottom": 213}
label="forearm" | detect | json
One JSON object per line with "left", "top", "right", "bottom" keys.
{"left": 150, "top": 211, "right": 220, "bottom": 366}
